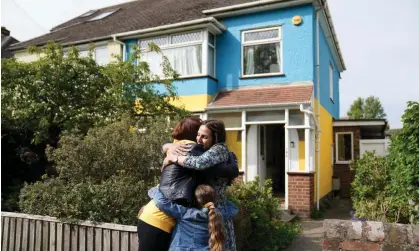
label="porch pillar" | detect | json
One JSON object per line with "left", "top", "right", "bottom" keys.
{"left": 287, "top": 172, "right": 315, "bottom": 218}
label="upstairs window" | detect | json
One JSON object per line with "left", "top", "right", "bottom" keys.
{"left": 79, "top": 10, "right": 97, "bottom": 17}
{"left": 64, "top": 45, "right": 109, "bottom": 65}
{"left": 242, "top": 27, "right": 282, "bottom": 77}
{"left": 139, "top": 30, "right": 215, "bottom": 78}
{"left": 88, "top": 9, "right": 119, "bottom": 21}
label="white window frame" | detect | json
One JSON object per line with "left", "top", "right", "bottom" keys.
{"left": 329, "top": 63, "right": 334, "bottom": 101}
{"left": 139, "top": 30, "right": 215, "bottom": 78}
{"left": 335, "top": 132, "right": 354, "bottom": 164}
{"left": 63, "top": 42, "right": 109, "bottom": 65}
{"left": 241, "top": 26, "right": 283, "bottom": 78}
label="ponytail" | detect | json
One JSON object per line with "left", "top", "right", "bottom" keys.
{"left": 204, "top": 202, "right": 225, "bottom": 251}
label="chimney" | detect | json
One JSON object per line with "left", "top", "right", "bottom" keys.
{"left": 2, "top": 27, "right": 10, "bottom": 36}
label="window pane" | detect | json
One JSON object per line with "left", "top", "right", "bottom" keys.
{"left": 171, "top": 31, "right": 202, "bottom": 44}
{"left": 208, "top": 46, "right": 215, "bottom": 76}
{"left": 95, "top": 46, "right": 108, "bottom": 65}
{"left": 247, "top": 110, "right": 285, "bottom": 122}
{"left": 208, "top": 33, "right": 215, "bottom": 46}
{"left": 244, "top": 43, "right": 281, "bottom": 75}
{"left": 244, "top": 29, "right": 279, "bottom": 42}
{"left": 207, "top": 113, "right": 241, "bottom": 128}
{"left": 141, "top": 51, "right": 164, "bottom": 76}
{"left": 141, "top": 45, "right": 202, "bottom": 76}
{"left": 289, "top": 110, "right": 304, "bottom": 126}
{"left": 79, "top": 50, "right": 89, "bottom": 58}
{"left": 164, "top": 45, "right": 202, "bottom": 76}
{"left": 337, "top": 134, "right": 353, "bottom": 161}
{"left": 139, "top": 36, "right": 169, "bottom": 49}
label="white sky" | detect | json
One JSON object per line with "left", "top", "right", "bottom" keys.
{"left": 2, "top": 0, "right": 418, "bottom": 128}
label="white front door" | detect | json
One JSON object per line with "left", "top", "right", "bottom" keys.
{"left": 246, "top": 125, "right": 267, "bottom": 185}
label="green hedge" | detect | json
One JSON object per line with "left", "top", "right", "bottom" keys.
{"left": 228, "top": 178, "right": 300, "bottom": 251}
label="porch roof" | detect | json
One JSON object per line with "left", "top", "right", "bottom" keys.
{"left": 206, "top": 83, "right": 313, "bottom": 110}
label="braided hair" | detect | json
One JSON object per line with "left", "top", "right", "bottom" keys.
{"left": 195, "top": 185, "right": 225, "bottom": 251}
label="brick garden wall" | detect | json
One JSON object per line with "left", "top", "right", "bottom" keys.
{"left": 333, "top": 126, "right": 361, "bottom": 198}
{"left": 287, "top": 172, "right": 314, "bottom": 218}
{"left": 323, "top": 219, "right": 419, "bottom": 251}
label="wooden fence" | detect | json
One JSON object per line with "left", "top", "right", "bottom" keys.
{"left": 1, "top": 212, "right": 138, "bottom": 251}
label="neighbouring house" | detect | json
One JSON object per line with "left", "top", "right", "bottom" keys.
{"left": 1, "top": 27, "right": 19, "bottom": 58}
{"left": 9, "top": 0, "right": 385, "bottom": 217}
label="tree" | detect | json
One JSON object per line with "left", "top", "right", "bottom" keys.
{"left": 363, "top": 96, "right": 386, "bottom": 119}
{"left": 347, "top": 97, "right": 364, "bottom": 119}
{"left": 1, "top": 42, "right": 183, "bottom": 145}
{"left": 1, "top": 42, "right": 185, "bottom": 212}
{"left": 347, "top": 96, "right": 386, "bottom": 119}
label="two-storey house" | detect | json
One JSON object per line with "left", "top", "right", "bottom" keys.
{"left": 10, "top": 0, "right": 357, "bottom": 217}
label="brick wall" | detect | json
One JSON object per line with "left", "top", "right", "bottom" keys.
{"left": 287, "top": 172, "right": 315, "bottom": 218}
{"left": 333, "top": 126, "right": 360, "bottom": 198}
{"left": 323, "top": 219, "right": 419, "bottom": 251}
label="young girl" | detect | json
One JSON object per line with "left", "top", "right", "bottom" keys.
{"left": 148, "top": 185, "right": 238, "bottom": 251}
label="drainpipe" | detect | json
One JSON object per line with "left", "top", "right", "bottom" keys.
{"left": 315, "top": 7, "right": 322, "bottom": 211}
{"left": 112, "top": 35, "right": 126, "bottom": 61}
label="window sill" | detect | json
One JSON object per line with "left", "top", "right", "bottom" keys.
{"left": 177, "top": 75, "right": 218, "bottom": 82}
{"left": 335, "top": 161, "right": 352, "bottom": 165}
{"left": 240, "top": 73, "right": 285, "bottom": 79}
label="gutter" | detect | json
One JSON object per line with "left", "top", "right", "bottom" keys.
{"left": 10, "top": 35, "right": 113, "bottom": 52}
{"left": 203, "top": 0, "right": 312, "bottom": 17}
{"left": 113, "top": 17, "right": 227, "bottom": 38}
{"left": 205, "top": 101, "right": 310, "bottom": 111}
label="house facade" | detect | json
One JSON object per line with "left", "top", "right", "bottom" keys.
{"left": 11, "top": 0, "right": 347, "bottom": 217}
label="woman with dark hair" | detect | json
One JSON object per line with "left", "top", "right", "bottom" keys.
{"left": 163, "top": 120, "right": 238, "bottom": 251}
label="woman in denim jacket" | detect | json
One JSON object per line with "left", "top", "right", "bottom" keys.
{"left": 149, "top": 185, "right": 238, "bottom": 251}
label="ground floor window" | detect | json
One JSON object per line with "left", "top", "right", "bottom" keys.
{"left": 335, "top": 132, "right": 353, "bottom": 163}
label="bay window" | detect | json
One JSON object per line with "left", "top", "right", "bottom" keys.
{"left": 242, "top": 27, "right": 282, "bottom": 77}
{"left": 139, "top": 30, "right": 216, "bottom": 78}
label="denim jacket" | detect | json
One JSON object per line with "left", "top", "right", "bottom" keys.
{"left": 148, "top": 187, "right": 239, "bottom": 251}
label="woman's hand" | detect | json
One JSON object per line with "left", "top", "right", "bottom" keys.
{"left": 163, "top": 143, "right": 191, "bottom": 156}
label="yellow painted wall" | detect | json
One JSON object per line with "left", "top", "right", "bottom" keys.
{"left": 14, "top": 50, "right": 43, "bottom": 62}
{"left": 299, "top": 140, "right": 305, "bottom": 171}
{"left": 226, "top": 131, "right": 242, "bottom": 169}
{"left": 170, "top": 94, "right": 212, "bottom": 112}
{"left": 314, "top": 99, "right": 334, "bottom": 199}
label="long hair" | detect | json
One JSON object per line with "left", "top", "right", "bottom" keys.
{"left": 202, "top": 120, "right": 226, "bottom": 144}
{"left": 195, "top": 185, "right": 225, "bottom": 251}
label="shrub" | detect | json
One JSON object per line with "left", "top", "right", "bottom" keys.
{"left": 351, "top": 101, "right": 419, "bottom": 224}
{"left": 228, "top": 178, "right": 300, "bottom": 251}
{"left": 19, "top": 116, "right": 174, "bottom": 225}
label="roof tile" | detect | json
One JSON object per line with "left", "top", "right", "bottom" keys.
{"left": 207, "top": 85, "right": 313, "bottom": 108}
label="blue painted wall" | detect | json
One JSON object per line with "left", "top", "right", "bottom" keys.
{"left": 216, "top": 5, "right": 315, "bottom": 90}
{"left": 317, "top": 25, "right": 340, "bottom": 119}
